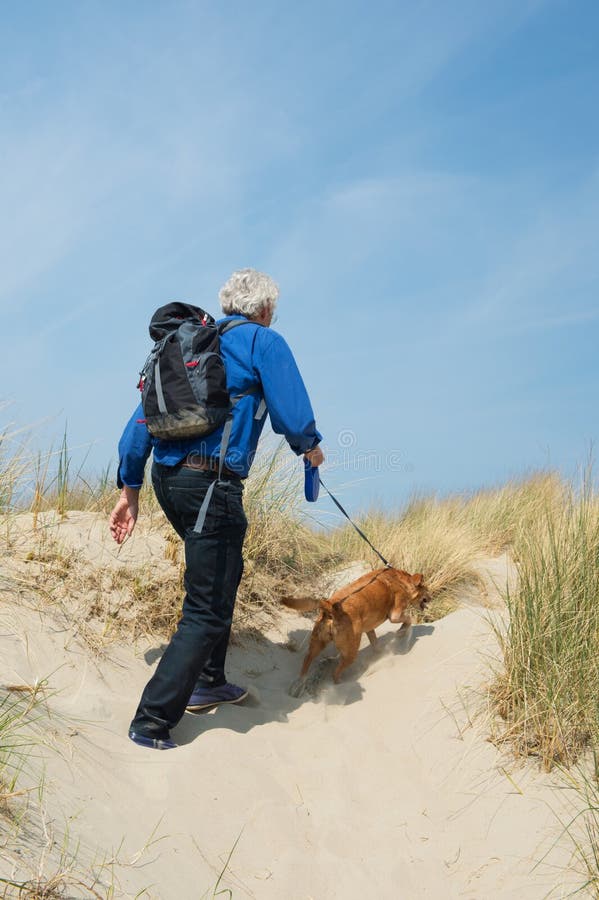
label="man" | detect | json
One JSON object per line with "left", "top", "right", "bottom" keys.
{"left": 110, "top": 269, "right": 324, "bottom": 749}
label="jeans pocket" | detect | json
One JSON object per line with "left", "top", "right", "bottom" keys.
{"left": 166, "top": 475, "right": 224, "bottom": 533}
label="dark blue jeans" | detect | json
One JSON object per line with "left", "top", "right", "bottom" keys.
{"left": 130, "top": 462, "right": 247, "bottom": 739}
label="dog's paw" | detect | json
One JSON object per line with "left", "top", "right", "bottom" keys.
{"left": 288, "top": 677, "right": 308, "bottom": 698}
{"left": 289, "top": 658, "right": 337, "bottom": 698}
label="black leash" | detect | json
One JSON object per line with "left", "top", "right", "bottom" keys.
{"left": 318, "top": 475, "right": 390, "bottom": 568}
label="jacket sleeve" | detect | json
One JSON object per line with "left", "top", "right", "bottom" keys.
{"left": 116, "top": 403, "right": 153, "bottom": 488}
{"left": 254, "top": 329, "right": 322, "bottom": 454}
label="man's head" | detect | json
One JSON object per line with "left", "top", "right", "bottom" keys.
{"left": 219, "top": 269, "right": 279, "bottom": 326}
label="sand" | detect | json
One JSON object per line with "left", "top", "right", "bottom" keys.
{"left": 0, "top": 514, "right": 587, "bottom": 898}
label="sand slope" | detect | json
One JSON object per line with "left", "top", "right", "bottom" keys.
{"left": 0, "top": 520, "right": 584, "bottom": 898}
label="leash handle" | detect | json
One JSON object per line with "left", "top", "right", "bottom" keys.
{"left": 318, "top": 475, "right": 390, "bottom": 568}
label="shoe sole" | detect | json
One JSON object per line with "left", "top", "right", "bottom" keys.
{"left": 186, "top": 690, "right": 249, "bottom": 712}
{"left": 128, "top": 731, "right": 178, "bottom": 750}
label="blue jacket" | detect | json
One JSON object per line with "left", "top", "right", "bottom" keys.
{"left": 117, "top": 315, "right": 322, "bottom": 487}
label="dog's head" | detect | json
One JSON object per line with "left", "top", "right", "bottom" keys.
{"left": 410, "top": 573, "right": 431, "bottom": 610}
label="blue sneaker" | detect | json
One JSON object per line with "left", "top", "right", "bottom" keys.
{"left": 128, "top": 730, "right": 178, "bottom": 750}
{"left": 186, "top": 682, "right": 248, "bottom": 712}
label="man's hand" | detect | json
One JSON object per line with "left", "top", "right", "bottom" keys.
{"left": 109, "top": 487, "right": 139, "bottom": 544}
{"left": 304, "top": 445, "right": 324, "bottom": 467}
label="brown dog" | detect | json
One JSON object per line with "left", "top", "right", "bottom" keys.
{"left": 282, "top": 566, "right": 431, "bottom": 683}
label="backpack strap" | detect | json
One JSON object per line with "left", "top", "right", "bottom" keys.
{"left": 149, "top": 334, "right": 172, "bottom": 414}
{"left": 192, "top": 320, "right": 264, "bottom": 535}
{"left": 218, "top": 317, "right": 265, "bottom": 405}
{"left": 217, "top": 317, "right": 260, "bottom": 335}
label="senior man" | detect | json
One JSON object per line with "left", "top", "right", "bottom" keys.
{"left": 110, "top": 269, "right": 324, "bottom": 749}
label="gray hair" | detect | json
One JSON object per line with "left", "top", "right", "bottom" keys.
{"left": 218, "top": 268, "right": 279, "bottom": 318}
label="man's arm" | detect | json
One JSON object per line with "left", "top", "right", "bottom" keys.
{"left": 254, "top": 329, "right": 323, "bottom": 457}
{"left": 110, "top": 403, "right": 153, "bottom": 544}
{"left": 116, "top": 402, "right": 153, "bottom": 489}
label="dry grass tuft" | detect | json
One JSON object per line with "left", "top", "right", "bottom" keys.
{"left": 16, "top": 534, "right": 184, "bottom": 648}
{"left": 0, "top": 685, "right": 48, "bottom": 840}
{"left": 462, "top": 472, "right": 566, "bottom": 554}
{"left": 328, "top": 496, "right": 482, "bottom": 620}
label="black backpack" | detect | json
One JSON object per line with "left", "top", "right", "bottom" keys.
{"left": 138, "top": 302, "right": 255, "bottom": 441}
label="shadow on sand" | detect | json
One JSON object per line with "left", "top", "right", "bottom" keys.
{"left": 166, "top": 620, "right": 435, "bottom": 746}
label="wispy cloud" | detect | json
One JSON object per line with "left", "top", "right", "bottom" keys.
{"left": 455, "top": 165, "right": 599, "bottom": 337}
{"left": 0, "top": 0, "right": 549, "bottom": 311}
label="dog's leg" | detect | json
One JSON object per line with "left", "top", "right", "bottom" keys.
{"left": 333, "top": 634, "right": 361, "bottom": 683}
{"left": 397, "top": 612, "right": 412, "bottom": 636}
{"left": 366, "top": 630, "right": 377, "bottom": 647}
{"left": 388, "top": 588, "right": 409, "bottom": 624}
{"left": 300, "top": 633, "right": 331, "bottom": 677}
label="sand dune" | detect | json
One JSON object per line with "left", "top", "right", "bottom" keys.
{"left": 0, "top": 516, "right": 584, "bottom": 898}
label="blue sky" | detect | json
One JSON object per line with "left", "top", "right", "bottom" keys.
{"left": 2, "top": 0, "right": 598, "bottom": 513}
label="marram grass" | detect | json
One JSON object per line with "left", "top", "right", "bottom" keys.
{"left": 491, "top": 470, "right": 599, "bottom": 770}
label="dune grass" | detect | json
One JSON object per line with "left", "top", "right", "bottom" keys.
{"left": 552, "top": 760, "right": 599, "bottom": 898}
{"left": 491, "top": 468, "right": 599, "bottom": 770}
{"left": 0, "top": 686, "right": 54, "bottom": 897}
{"left": 0, "top": 424, "right": 581, "bottom": 645}
{"left": 0, "top": 689, "right": 42, "bottom": 809}
{"left": 1, "top": 442, "right": 339, "bottom": 649}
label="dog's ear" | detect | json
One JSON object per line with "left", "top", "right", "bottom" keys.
{"left": 411, "top": 573, "right": 423, "bottom": 587}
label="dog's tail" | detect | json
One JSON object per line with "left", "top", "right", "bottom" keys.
{"left": 280, "top": 596, "right": 322, "bottom": 612}
{"left": 331, "top": 600, "right": 349, "bottom": 620}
